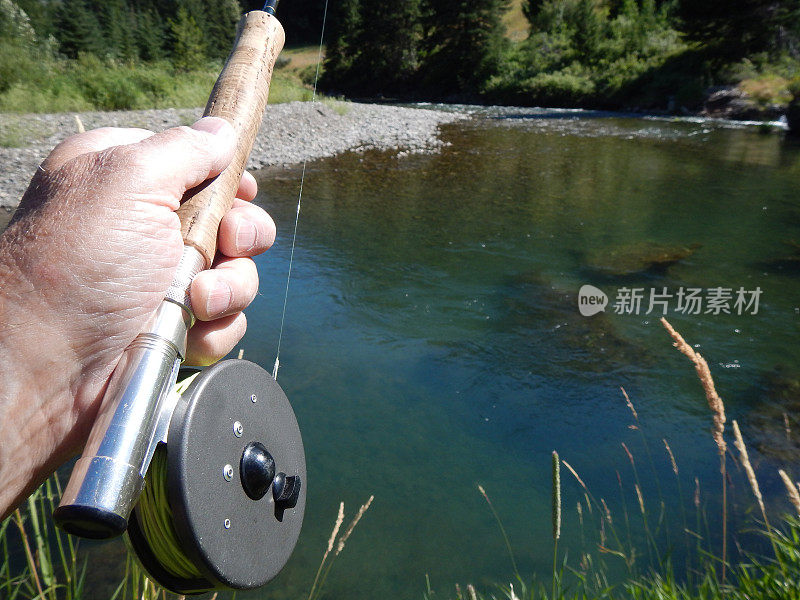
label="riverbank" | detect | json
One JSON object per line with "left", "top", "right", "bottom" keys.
{"left": 0, "top": 101, "right": 467, "bottom": 211}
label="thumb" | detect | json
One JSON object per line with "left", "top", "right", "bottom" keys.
{"left": 106, "top": 117, "right": 238, "bottom": 207}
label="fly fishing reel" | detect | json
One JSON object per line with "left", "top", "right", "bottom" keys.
{"left": 126, "top": 360, "right": 305, "bottom": 594}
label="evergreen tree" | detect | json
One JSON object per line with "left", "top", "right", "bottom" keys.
{"left": 570, "top": 0, "right": 604, "bottom": 60}
{"left": 239, "top": 0, "right": 328, "bottom": 45}
{"left": 675, "top": 0, "right": 800, "bottom": 60}
{"left": 523, "top": 0, "right": 547, "bottom": 26}
{"left": 14, "top": 0, "right": 55, "bottom": 40}
{"left": 420, "top": 0, "right": 510, "bottom": 95}
{"left": 136, "top": 8, "right": 166, "bottom": 61}
{"left": 203, "top": 0, "right": 239, "bottom": 60}
{"left": 322, "top": 0, "right": 421, "bottom": 95}
{"left": 89, "top": 0, "right": 137, "bottom": 59}
{"left": 319, "top": 0, "right": 360, "bottom": 90}
{"left": 351, "top": 0, "right": 421, "bottom": 93}
{"left": 169, "top": 6, "right": 206, "bottom": 70}
{"left": 54, "top": 0, "right": 104, "bottom": 58}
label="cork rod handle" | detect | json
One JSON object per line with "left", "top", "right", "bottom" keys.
{"left": 176, "top": 11, "right": 286, "bottom": 268}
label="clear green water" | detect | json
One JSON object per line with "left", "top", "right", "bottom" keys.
{"left": 241, "top": 111, "right": 800, "bottom": 600}
{"left": 75, "top": 110, "right": 800, "bottom": 598}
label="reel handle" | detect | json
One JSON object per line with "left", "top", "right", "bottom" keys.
{"left": 179, "top": 11, "right": 286, "bottom": 268}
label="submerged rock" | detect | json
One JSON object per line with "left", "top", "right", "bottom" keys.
{"left": 746, "top": 367, "right": 800, "bottom": 462}
{"left": 758, "top": 239, "right": 800, "bottom": 275}
{"left": 584, "top": 241, "right": 701, "bottom": 277}
{"left": 492, "top": 270, "right": 651, "bottom": 374}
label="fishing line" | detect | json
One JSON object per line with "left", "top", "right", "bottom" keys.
{"left": 131, "top": 373, "right": 203, "bottom": 584}
{"left": 273, "top": 0, "right": 330, "bottom": 380}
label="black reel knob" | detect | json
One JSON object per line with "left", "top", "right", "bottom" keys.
{"left": 241, "top": 442, "right": 277, "bottom": 501}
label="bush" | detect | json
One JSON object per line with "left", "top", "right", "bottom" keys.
{"left": 520, "top": 66, "right": 596, "bottom": 106}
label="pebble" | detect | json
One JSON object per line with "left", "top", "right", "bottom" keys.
{"left": 0, "top": 101, "right": 467, "bottom": 210}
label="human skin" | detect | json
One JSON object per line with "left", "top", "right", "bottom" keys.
{"left": 0, "top": 117, "right": 275, "bottom": 520}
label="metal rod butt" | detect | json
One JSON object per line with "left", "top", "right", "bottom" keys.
{"left": 55, "top": 248, "right": 203, "bottom": 539}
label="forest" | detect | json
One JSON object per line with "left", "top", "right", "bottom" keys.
{"left": 0, "top": 0, "right": 798, "bottom": 113}
{"left": 322, "top": 0, "right": 800, "bottom": 112}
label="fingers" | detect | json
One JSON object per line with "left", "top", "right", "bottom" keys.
{"left": 41, "top": 127, "right": 155, "bottom": 172}
{"left": 185, "top": 313, "right": 248, "bottom": 366}
{"left": 41, "top": 119, "right": 249, "bottom": 212}
{"left": 190, "top": 256, "right": 259, "bottom": 322}
{"left": 218, "top": 199, "right": 276, "bottom": 257}
{"left": 237, "top": 170, "right": 258, "bottom": 202}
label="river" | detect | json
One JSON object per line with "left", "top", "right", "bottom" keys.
{"left": 44, "top": 106, "right": 800, "bottom": 599}
{"left": 241, "top": 107, "right": 800, "bottom": 600}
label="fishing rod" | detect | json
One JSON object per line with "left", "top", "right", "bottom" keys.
{"left": 53, "top": 0, "right": 306, "bottom": 593}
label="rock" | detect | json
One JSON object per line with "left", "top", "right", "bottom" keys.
{"left": 758, "top": 239, "right": 800, "bottom": 274}
{"left": 493, "top": 270, "right": 652, "bottom": 374}
{"left": 787, "top": 99, "right": 800, "bottom": 136}
{"left": 746, "top": 366, "right": 800, "bottom": 462}
{"left": 585, "top": 241, "right": 700, "bottom": 277}
{"left": 703, "top": 85, "right": 783, "bottom": 121}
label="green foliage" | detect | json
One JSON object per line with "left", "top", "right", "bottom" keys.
{"left": 169, "top": 7, "right": 206, "bottom": 72}
{"left": 484, "top": 0, "right": 688, "bottom": 108}
{"left": 200, "top": 0, "right": 239, "bottom": 60}
{"left": 0, "top": 53, "right": 311, "bottom": 113}
{"left": 54, "top": 0, "right": 104, "bottom": 59}
{"left": 626, "top": 519, "right": 800, "bottom": 599}
{"left": 320, "top": 0, "right": 793, "bottom": 112}
{"left": 322, "top": 0, "right": 423, "bottom": 96}
{"left": 418, "top": 0, "right": 511, "bottom": 95}
{"left": 322, "top": 0, "right": 511, "bottom": 97}
{"left": 319, "top": 0, "right": 360, "bottom": 91}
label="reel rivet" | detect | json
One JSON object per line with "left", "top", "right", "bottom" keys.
{"left": 250, "top": 394, "right": 257, "bottom": 403}
{"left": 223, "top": 464, "right": 234, "bottom": 481}
{"left": 224, "top": 518, "right": 231, "bottom": 529}
{"left": 234, "top": 421, "right": 243, "bottom": 437}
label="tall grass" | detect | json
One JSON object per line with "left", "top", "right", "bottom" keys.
{"left": 429, "top": 320, "right": 800, "bottom": 600}
{"left": 2, "top": 474, "right": 87, "bottom": 600}
{"left": 307, "top": 496, "right": 374, "bottom": 600}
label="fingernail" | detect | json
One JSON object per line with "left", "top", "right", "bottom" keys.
{"left": 206, "top": 279, "right": 233, "bottom": 317}
{"left": 235, "top": 219, "right": 258, "bottom": 253}
{"left": 192, "top": 116, "right": 232, "bottom": 137}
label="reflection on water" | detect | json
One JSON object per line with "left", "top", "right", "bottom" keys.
{"left": 235, "top": 111, "right": 800, "bottom": 600}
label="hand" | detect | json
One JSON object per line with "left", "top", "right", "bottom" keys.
{"left": 0, "top": 117, "right": 275, "bottom": 519}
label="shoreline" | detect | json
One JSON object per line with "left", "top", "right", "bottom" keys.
{"left": 0, "top": 101, "right": 468, "bottom": 211}
{"left": 1, "top": 99, "right": 790, "bottom": 214}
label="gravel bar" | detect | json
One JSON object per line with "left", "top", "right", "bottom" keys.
{"left": 0, "top": 101, "right": 467, "bottom": 210}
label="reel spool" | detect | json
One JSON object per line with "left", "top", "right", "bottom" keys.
{"left": 126, "top": 359, "right": 306, "bottom": 594}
